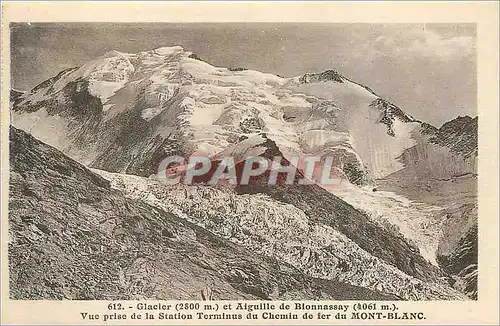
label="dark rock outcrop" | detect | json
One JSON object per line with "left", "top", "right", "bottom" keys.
{"left": 299, "top": 69, "right": 345, "bottom": 83}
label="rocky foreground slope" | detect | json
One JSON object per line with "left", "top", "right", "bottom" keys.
{"left": 9, "top": 126, "right": 400, "bottom": 300}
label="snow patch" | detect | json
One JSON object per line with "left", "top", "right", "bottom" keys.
{"left": 330, "top": 185, "right": 445, "bottom": 265}
{"left": 11, "top": 109, "right": 70, "bottom": 153}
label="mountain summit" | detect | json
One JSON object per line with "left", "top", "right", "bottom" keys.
{"left": 11, "top": 45, "right": 455, "bottom": 183}
{"left": 9, "top": 45, "right": 478, "bottom": 300}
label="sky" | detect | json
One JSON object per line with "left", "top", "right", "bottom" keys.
{"left": 10, "top": 23, "right": 476, "bottom": 127}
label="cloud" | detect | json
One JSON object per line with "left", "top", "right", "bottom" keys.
{"left": 373, "top": 26, "right": 475, "bottom": 60}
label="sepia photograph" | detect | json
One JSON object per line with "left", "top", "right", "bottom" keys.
{"left": 1, "top": 2, "right": 498, "bottom": 325}
{"left": 7, "top": 21, "right": 478, "bottom": 301}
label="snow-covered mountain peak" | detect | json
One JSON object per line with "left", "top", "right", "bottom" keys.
{"left": 299, "top": 69, "right": 346, "bottom": 84}
{"left": 151, "top": 45, "right": 185, "bottom": 55}
{"left": 11, "top": 44, "right": 453, "bottom": 182}
{"left": 101, "top": 49, "right": 133, "bottom": 58}
{"left": 369, "top": 98, "right": 417, "bottom": 137}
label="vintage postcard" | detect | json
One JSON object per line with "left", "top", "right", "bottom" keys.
{"left": 1, "top": 1, "right": 499, "bottom": 325}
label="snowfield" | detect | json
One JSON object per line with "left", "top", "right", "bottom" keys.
{"left": 329, "top": 185, "right": 446, "bottom": 265}
{"left": 12, "top": 45, "right": 426, "bottom": 180}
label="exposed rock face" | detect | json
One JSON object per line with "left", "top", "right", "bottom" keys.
{"left": 429, "top": 116, "right": 478, "bottom": 159}
{"left": 299, "top": 70, "right": 345, "bottom": 83}
{"left": 375, "top": 115, "right": 478, "bottom": 299}
{"left": 10, "top": 89, "right": 24, "bottom": 106}
{"left": 437, "top": 224, "right": 478, "bottom": 298}
{"left": 9, "top": 126, "right": 400, "bottom": 300}
{"left": 437, "top": 216, "right": 478, "bottom": 300}
{"left": 395, "top": 116, "right": 477, "bottom": 179}
{"left": 368, "top": 98, "right": 416, "bottom": 137}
